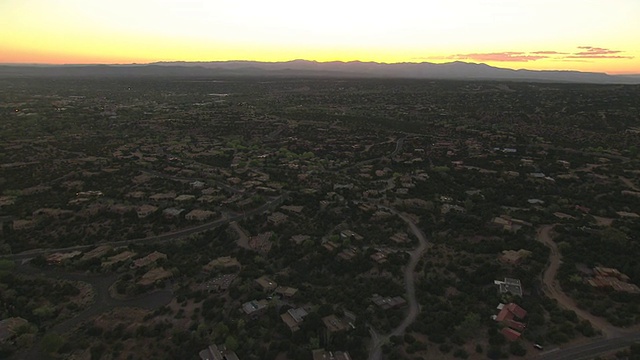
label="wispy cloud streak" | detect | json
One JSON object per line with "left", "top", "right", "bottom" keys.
{"left": 452, "top": 52, "right": 547, "bottom": 62}
{"left": 443, "top": 47, "right": 632, "bottom": 63}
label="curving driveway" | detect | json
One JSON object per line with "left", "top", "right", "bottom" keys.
{"left": 536, "top": 225, "right": 618, "bottom": 337}
{"left": 368, "top": 206, "right": 428, "bottom": 360}
{"left": 532, "top": 225, "right": 640, "bottom": 359}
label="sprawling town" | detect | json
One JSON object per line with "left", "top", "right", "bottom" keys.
{"left": 1, "top": 77, "right": 639, "bottom": 360}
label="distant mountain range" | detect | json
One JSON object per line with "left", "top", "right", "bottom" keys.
{"left": 1, "top": 60, "right": 638, "bottom": 84}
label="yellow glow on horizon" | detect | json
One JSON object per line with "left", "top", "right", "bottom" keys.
{"left": 1, "top": 0, "right": 639, "bottom": 74}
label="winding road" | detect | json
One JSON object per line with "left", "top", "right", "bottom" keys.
{"left": 536, "top": 225, "right": 618, "bottom": 337}
{"left": 1, "top": 193, "right": 288, "bottom": 262}
{"left": 368, "top": 206, "right": 428, "bottom": 360}
{"left": 534, "top": 225, "right": 640, "bottom": 360}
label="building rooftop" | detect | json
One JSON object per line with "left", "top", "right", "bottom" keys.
{"left": 255, "top": 275, "right": 277, "bottom": 291}
{"left": 371, "top": 294, "right": 407, "bottom": 310}
{"left": 199, "top": 344, "right": 240, "bottom": 360}
{"left": 198, "top": 274, "right": 238, "bottom": 292}
{"left": 46, "top": 251, "right": 82, "bottom": 264}
{"left": 281, "top": 205, "right": 304, "bottom": 214}
{"left": 291, "top": 234, "right": 310, "bottom": 245}
{"left": 137, "top": 267, "right": 172, "bottom": 286}
{"left": 268, "top": 212, "right": 288, "bottom": 225}
{"left": 203, "top": 256, "right": 241, "bottom": 272}
{"left": 588, "top": 267, "right": 639, "bottom": 293}
{"left": 132, "top": 251, "right": 167, "bottom": 268}
{"left": 340, "top": 230, "right": 363, "bottom": 241}
{"left": 322, "top": 315, "right": 350, "bottom": 333}
{"left": 495, "top": 278, "right": 523, "bottom": 297}
{"left": 249, "top": 232, "right": 273, "bottom": 254}
{"left": 312, "top": 349, "right": 351, "bottom": 360}
{"left": 275, "top": 286, "right": 298, "bottom": 297}
{"left": 242, "top": 300, "right": 269, "bottom": 315}
{"left": 496, "top": 302, "right": 527, "bottom": 322}
{"left": 288, "top": 308, "right": 308, "bottom": 323}
{"left": 102, "top": 250, "right": 136, "bottom": 267}
{"left": 80, "top": 245, "right": 112, "bottom": 261}
{"left": 501, "top": 327, "right": 522, "bottom": 342}
{"left": 281, "top": 307, "right": 309, "bottom": 331}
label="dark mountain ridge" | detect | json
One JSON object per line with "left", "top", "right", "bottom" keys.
{"left": 0, "top": 60, "right": 637, "bottom": 84}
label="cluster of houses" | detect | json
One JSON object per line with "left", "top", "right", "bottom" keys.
{"left": 491, "top": 277, "right": 528, "bottom": 341}
{"left": 241, "top": 275, "right": 363, "bottom": 337}
{"left": 44, "top": 248, "right": 173, "bottom": 287}
{"left": 493, "top": 303, "right": 528, "bottom": 341}
{"left": 586, "top": 267, "right": 640, "bottom": 294}
{"left": 491, "top": 215, "right": 532, "bottom": 233}
{"left": 242, "top": 276, "right": 300, "bottom": 321}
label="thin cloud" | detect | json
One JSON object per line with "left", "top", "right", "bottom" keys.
{"left": 575, "top": 46, "right": 621, "bottom": 55}
{"left": 531, "top": 51, "right": 568, "bottom": 55}
{"left": 569, "top": 46, "right": 633, "bottom": 59}
{"left": 420, "top": 47, "right": 632, "bottom": 63}
{"left": 452, "top": 52, "right": 548, "bottom": 62}
{"left": 566, "top": 55, "right": 633, "bottom": 59}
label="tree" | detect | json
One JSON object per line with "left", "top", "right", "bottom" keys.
{"left": 509, "top": 341, "right": 527, "bottom": 356}
{"left": 33, "top": 305, "right": 55, "bottom": 319}
{"left": 456, "top": 312, "right": 481, "bottom": 338}
{"left": 0, "top": 259, "right": 15, "bottom": 272}
{"left": 601, "top": 227, "right": 628, "bottom": 246}
{"left": 225, "top": 335, "right": 239, "bottom": 352}
{"left": 41, "top": 333, "right": 64, "bottom": 354}
{"left": 453, "top": 348, "right": 469, "bottom": 359}
{"left": 213, "top": 323, "right": 229, "bottom": 340}
{"left": 487, "top": 346, "right": 502, "bottom": 359}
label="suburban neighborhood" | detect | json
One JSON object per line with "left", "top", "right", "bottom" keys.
{"left": 1, "top": 77, "right": 639, "bottom": 360}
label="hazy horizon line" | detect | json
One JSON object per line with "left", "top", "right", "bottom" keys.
{"left": 0, "top": 59, "right": 638, "bottom": 76}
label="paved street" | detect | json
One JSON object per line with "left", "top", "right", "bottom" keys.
{"left": 1, "top": 193, "right": 287, "bottom": 262}
{"left": 537, "top": 333, "right": 640, "bottom": 360}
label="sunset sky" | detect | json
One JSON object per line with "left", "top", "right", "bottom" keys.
{"left": 1, "top": 0, "right": 639, "bottom": 74}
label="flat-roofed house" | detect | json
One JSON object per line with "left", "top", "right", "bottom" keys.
{"left": 185, "top": 209, "right": 216, "bottom": 221}
{"left": 494, "top": 278, "right": 523, "bottom": 297}
{"left": 242, "top": 299, "right": 269, "bottom": 319}
{"left": 255, "top": 275, "right": 278, "bottom": 292}
{"left": 281, "top": 307, "right": 308, "bottom": 332}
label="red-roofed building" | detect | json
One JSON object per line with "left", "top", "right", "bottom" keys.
{"left": 495, "top": 302, "right": 528, "bottom": 341}
{"left": 495, "top": 307, "right": 514, "bottom": 322}
{"left": 506, "top": 303, "right": 527, "bottom": 319}
{"left": 506, "top": 319, "right": 527, "bottom": 331}
{"left": 501, "top": 327, "right": 522, "bottom": 342}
